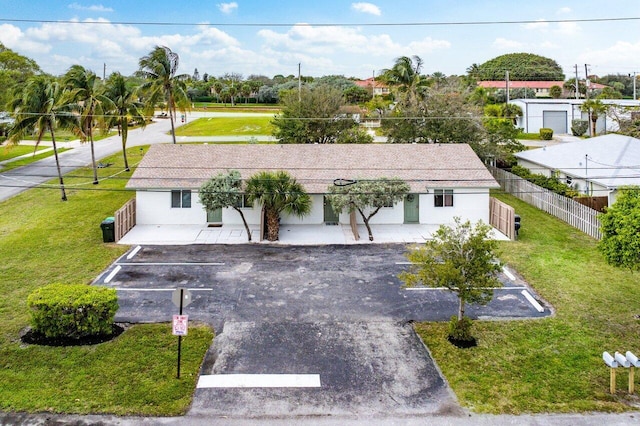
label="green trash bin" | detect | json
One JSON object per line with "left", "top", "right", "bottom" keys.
{"left": 100, "top": 217, "right": 115, "bottom": 243}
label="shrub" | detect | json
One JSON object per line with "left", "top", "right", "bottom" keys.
{"left": 27, "top": 284, "right": 118, "bottom": 339}
{"left": 571, "top": 120, "right": 588, "bottom": 137}
{"left": 448, "top": 316, "right": 474, "bottom": 341}
{"left": 509, "top": 165, "right": 580, "bottom": 198}
{"left": 336, "top": 127, "right": 374, "bottom": 144}
{"left": 539, "top": 128, "right": 554, "bottom": 140}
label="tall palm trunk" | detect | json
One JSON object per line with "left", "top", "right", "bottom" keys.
{"left": 168, "top": 91, "right": 177, "bottom": 144}
{"left": 87, "top": 117, "right": 98, "bottom": 184}
{"left": 265, "top": 208, "right": 280, "bottom": 241}
{"left": 121, "top": 117, "right": 130, "bottom": 171}
{"left": 49, "top": 125, "right": 67, "bottom": 201}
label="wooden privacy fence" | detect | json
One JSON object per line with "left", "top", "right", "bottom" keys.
{"left": 492, "top": 167, "right": 602, "bottom": 239}
{"left": 115, "top": 198, "right": 136, "bottom": 242}
{"left": 489, "top": 197, "right": 515, "bottom": 240}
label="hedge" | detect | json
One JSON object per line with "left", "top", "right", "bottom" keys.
{"left": 27, "top": 284, "right": 118, "bottom": 339}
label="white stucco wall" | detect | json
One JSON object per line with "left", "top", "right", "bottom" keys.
{"left": 136, "top": 190, "right": 491, "bottom": 226}
{"left": 420, "top": 189, "right": 490, "bottom": 225}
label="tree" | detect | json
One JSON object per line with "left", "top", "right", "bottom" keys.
{"left": 472, "top": 53, "right": 565, "bottom": 81}
{"left": 399, "top": 218, "right": 502, "bottom": 341}
{"left": 598, "top": 187, "right": 640, "bottom": 271}
{"left": 381, "top": 55, "right": 430, "bottom": 107}
{"left": 0, "top": 42, "right": 41, "bottom": 108}
{"left": 580, "top": 99, "right": 609, "bottom": 136}
{"left": 7, "top": 76, "right": 76, "bottom": 201}
{"left": 63, "top": 65, "right": 113, "bottom": 184}
{"left": 138, "top": 46, "right": 190, "bottom": 144}
{"left": 549, "top": 85, "right": 563, "bottom": 98}
{"left": 271, "top": 85, "right": 358, "bottom": 144}
{"left": 245, "top": 171, "right": 311, "bottom": 241}
{"left": 327, "top": 178, "right": 410, "bottom": 241}
{"left": 199, "top": 170, "right": 252, "bottom": 241}
{"left": 103, "top": 72, "right": 147, "bottom": 171}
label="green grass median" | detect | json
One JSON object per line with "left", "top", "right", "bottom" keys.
{"left": 415, "top": 191, "right": 640, "bottom": 414}
{"left": 175, "top": 116, "right": 274, "bottom": 136}
{"left": 0, "top": 147, "right": 213, "bottom": 415}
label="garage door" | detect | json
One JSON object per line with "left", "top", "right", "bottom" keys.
{"left": 543, "top": 111, "right": 568, "bottom": 134}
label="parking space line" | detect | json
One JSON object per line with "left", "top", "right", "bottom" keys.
{"left": 503, "top": 267, "right": 516, "bottom": 281}
{"left": 104, "top": 265, "right": 121, "bottom": 284}
{"left": 115, "top": 288, "right": 214, "bottom": 292}
{"left": 126, "top": 245, "right": 142, "bottom": 260}
{"left": 521, "top": 290, "right": 545, "bottom": 313}
{"left": 116, "top": 262, "right": 225, "bottom": 266}
{"left": 197, "top": 374, "right": 321, "bottom": 388}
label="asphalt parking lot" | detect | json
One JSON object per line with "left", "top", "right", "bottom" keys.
{"left": 95, "top": 244, "right": 550, "bottom": 418}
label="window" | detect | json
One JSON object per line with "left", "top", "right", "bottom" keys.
{"left": 171, "top": 190, "right": 191, "bottom": 208}
{"left": 234, "top": 194, "right": 253, "bottom": 209}
{"left": 434, "top": 189, "right": 453, "bottom": 207}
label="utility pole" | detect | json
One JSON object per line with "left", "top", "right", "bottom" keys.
{"left": 505, "top": 70, "right": 510, "bottom": 103}
{"left": 574, "top": 64, "right": 580, "bottom": 99}
{"left": 372, "top": 70, "right": 375, "bottom": 97}
{"left": 103, "top": 63, "right": 106, "bottom": 81}
{"left": 298, "top": 63, "right": 301, "bottom": 103}
{"left": 584, "top": 64, "right": 590, "bottom": 100}
{"left": 634, "top": 72, "right": 637, "bottom": 101}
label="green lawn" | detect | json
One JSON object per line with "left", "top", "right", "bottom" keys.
{"left": 0, "top": 147, "right": 213, "bottom": 415}
{"left": 193, "top": 103, "right": 281, "bottom": 113}
{"left": 175, "top": 116, "right": 274, "bottom": 137}
{"left": 415, "top": 191, "right": 640, "bottom": 414}
{"left": 0, "top": 144, "right": 46, "bottom": 161}
{"left": 0, "top": 147, "right": 71, "bottom": 172}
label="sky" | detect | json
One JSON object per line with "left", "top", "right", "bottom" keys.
{"left": 0, "top": 0, "right": 639, "bottom": 81}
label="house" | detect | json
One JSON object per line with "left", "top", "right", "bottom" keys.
{"left": 126, "top": 144, "right": 499, "bottom": 233}
{"left": 354, "top": 77, "right": 390, "bottom": 97}
{"left": 509, "top": 98, "right": 640, "bottom": 135}
{"left": 514, "top": 134, "right": 640, "bottom": 206}
{"left": 477, "top": 80, "right": 609, "bottom": 98}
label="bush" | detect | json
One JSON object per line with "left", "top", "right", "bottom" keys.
{"left": 510, "top": 165, "right": 580, "bottom": 198}
{"left": 448, "top": 316, "right": 474, "bottom": 341}
{"left": 539, "top": 128, "right": 554, "bottom": 140}
{"left": 336, "top": 127, "right": 374, "bottom": 144}
{"left": 27, "top": 284, "right": 118, "bottom": 339}
{"left": 571, "top": 120, "right": 588, "bottom": 136}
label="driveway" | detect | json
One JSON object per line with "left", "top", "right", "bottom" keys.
{"left": 94, "top": 244, "right": 548, "bottom": 419}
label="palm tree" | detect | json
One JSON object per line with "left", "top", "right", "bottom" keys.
{"left": 103, "top": 72, "right": 146, "bottom": 171}
{"left": 138, "top": 46, "right": 190, "bottom": 144}
{"left": 7, "top": 76, "right": 76, "bottom": 201}
{"left": 381, "top": 55, "right": 429, "bottom": 107}
{"left": 245, "top": 171, "right": 311, "bottom": 241}
{"left": 580, "top": 99, "right": 609, "bottom": 136}
{"left": 63, "top": 65, "right": 113, "bottom": 184}
{"left": 241, "top": 83, "right": 252, "bottom": 104}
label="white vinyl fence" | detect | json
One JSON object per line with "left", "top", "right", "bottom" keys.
{"left": 492, "top": 167, "right": 601, "bottom": 239}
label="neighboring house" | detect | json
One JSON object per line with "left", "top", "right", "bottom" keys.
{"left": 514, "top": 134, "right": 640, "bottom": 206}
{"left": 126, "top": 144, "right": 499, "bottom": 231}
{"left": 354, "top": 77, "right": 390, "bottom": 97}
{"left": 477, "top": 80, "right": 609, "bottom": 98}
{"left": 509, "top": 98, "right": 640, "bottom": 135}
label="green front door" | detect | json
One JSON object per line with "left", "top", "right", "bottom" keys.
{"left": 324, "top": 197, "right": 339, "bottom": 225}
{"left": 404, "top": 194, "right": 419, "bottom": 224}
{"left": 207, "top": 208, "right": 222, "bottom": 223}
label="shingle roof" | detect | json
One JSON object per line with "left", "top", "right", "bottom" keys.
{"left": 514, "top": 134, "right": 640, "bottom": 189}
{"left": 126, "top": 143, "right": 499, "bottom": 193}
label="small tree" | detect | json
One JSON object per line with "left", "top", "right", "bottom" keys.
{"left": 580, "top": 99, "right": 608, "bottom": 136}
{"left": 598, "top": 187, "right": 640, "bottom": 271}
{"left": 399, "top": 218, "right": 502, "bottom": 341}
{"left": 245, "top": 171, "right": 311, "bottom": 241}
{"left": 549, "top": 85, "right": 563, "bottom": 98}
{"left": 327, "top": 178, "right": 410, "bottom": 241}
{"left": 199, "top": 170, "right": 252, "bottom": 241}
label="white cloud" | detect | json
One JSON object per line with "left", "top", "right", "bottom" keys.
{"left": 555, "top": 21, "right": 581, "bottom": 35}
{"left": 351, "top": 2, "right": 381, "bottom": 16}
{"left": 579, "top": 40, "right": 640, "bottom": 70}
{"left": 0, "top": 24, "right": 52, "bottom": 54}
{"left": 68, "top": 3, "right": 114, "bottom": 12}
{"left": 523, "top": 19, "right": 549, "bottom": 30}
{"left": 408, "top": 37, "right": 451, "bottom": 53}
{"left": 557, "top": 7, "right": 572, "bottom": 14}
{"left": 492, "top": 38, "right": 524, "bottom": 49}
{"left": 218, "top": 2, "right": 238, "bottom": 14}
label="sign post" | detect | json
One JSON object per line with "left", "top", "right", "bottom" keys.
{"left": 172, "top": 287, "right": 192, "bottom": 379}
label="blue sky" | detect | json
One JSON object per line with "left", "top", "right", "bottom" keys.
{"left": 0, "top": 1, "right": 639, "bottom": 80}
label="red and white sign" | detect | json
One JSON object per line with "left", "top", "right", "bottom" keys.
{"left": 172, "top": 315, "right": 189, "bottom": 336}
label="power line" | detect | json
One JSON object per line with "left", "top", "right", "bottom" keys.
{"left": 0, "top": 16, "right": 639, "bottom": 27}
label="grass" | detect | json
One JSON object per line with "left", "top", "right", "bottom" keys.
{"left": 0, "top": 148, "right": 71, "bottom": 172}
{"left": 175, "top": 116, "right": 274, "bottom": 137}
{"left": 0, "top": 144, "right": 46, "bottom": 162}
{"left": 415, "top": 191, "right": 640, "bottom": 414}
{"left": 0, "top": 146, "right": 213, "bottom": 415}
{"left": 516, "top": 132, "right": 545, "bottom": 140}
